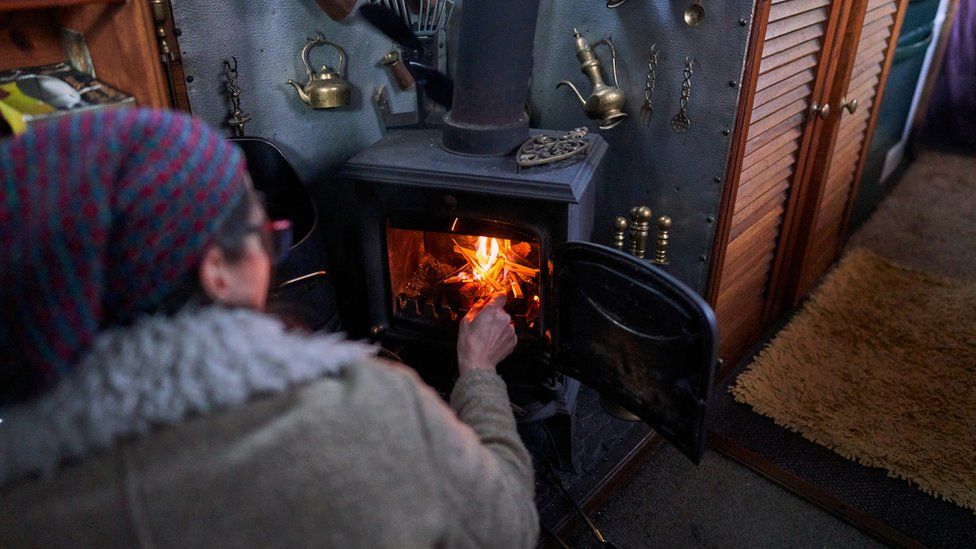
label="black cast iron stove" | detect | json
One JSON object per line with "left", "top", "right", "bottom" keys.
{"left": 334, "top": 0, "right": 717, "bottom": 471}
{"left": 339, "top": 129, "right": 606, "bottom": 470}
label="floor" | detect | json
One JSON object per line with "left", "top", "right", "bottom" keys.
{"left": 568, "top": 149, "right": 976, "bottom": 548}
{"left": 569, "top": 447, "right": 882, "bottom": 549}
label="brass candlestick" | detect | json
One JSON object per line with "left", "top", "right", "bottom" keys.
{"left": 652, "top": 215, "right": 672, "bottom": 265}
{"left": 627, "top": 206, "right": 653, "bottom": 259}
{"left": 612, "top": 216, "right": 628, "bottom": 251}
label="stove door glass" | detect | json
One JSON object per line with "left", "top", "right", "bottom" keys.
{"left": 386, "top": 219, "right": 542, "bottom": 336}
{"left": 553, "top": 242, "right": 717, "bottom": 463}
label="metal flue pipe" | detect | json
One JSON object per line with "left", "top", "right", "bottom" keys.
{"left": 441, "top": 0, "right": 541, "bottom": 156}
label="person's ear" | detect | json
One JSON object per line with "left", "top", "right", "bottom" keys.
{"left": 198, "top": 245, "right": 233, "bottom": 302}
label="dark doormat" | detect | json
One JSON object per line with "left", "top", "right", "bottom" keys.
{"left": 708, "top": 360, "right": 976, "bottom": 548}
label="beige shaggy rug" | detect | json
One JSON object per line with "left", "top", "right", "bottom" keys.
{"left": 731, "top": 248, "right": 976, "bottom": 512}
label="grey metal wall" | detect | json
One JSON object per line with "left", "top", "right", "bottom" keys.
{"left": 530, "top": 1, "right": 755, "bottom": 292}
{"left": 171, "top": 0, "right": 756, "bottom": 295}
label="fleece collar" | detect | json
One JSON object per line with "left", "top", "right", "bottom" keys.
{"left": 0, "top": 306, "right": 376, "bottom": 485}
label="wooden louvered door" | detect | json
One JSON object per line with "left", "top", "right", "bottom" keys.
{"left": 708, "top": 0, "right": 850, "bottom": 364}
{"left": 709, "top": 0, "right": 908, "bottom": 370}
{"left": 783, "top": 0, "right": 907, "bottom": 299}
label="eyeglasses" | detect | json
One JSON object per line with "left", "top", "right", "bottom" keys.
{"left": 245, "top": 219, "right": 293, "bottom": 264}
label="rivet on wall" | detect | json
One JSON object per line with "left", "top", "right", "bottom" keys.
{"left": 706, "top": 216, "right": 715, "bottom": 224}
{"left": 713, "top": 175, "right": 722, "bottom": 183}
{"left": 699, "top": 254, "right": 707, "bottom": 262}
{"left": 722, "top": 128, "right": 730, "bottom": 136}
{"left": 186, "top": 75, "right": 194, "bottom": 83}
{"left": 728, "top": 80, "right": 737, "bottom": 87}
{"left": 738, "top": 19, "right": 748, "bottom": 26}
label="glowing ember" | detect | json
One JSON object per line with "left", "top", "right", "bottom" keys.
{"left": 442, "top": 236, "right": 539, "bottom": 299}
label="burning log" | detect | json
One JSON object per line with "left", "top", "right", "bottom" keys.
{"left": 445, "top": 236, "right": 540, "bottom": 299}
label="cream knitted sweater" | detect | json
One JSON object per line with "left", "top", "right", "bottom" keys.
{"left": 0, "top": 307, "right": 538, "bottom": 548}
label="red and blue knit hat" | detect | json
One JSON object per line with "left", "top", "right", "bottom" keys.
{"left": 0, "top": 108, "right": 248, "bottom": 398}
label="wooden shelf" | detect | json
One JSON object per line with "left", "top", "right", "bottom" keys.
{"left": 0, "top": 0, "right": 123, "bottom": 13}
{"left": 0, "top": 0, "right": 169, "bottom": 108}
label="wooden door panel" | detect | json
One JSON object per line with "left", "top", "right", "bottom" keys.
{"left": 764, "top": 25, "right": 826, "bottom": 57}
{"left": 770, "top": 0, "right": 832, "bottom": 22}
{"left": 751, "top": 83, "right": 814, "bottom": 122}
{"left": 735, "top": 179, "right": 793, "bottom": 219}
{"left": 767, "top": 7, "right": 831, "bottom": 38}
{"left": 735, "top": 165, "right": 795, "bottom": 208}
{"left": 760, "top": 39, "right": 824, "bottom": 74}
{"left": 789, "top": 0, "right": 907, "bottom": 297}
{"left": 743, "top": 126, "right": 804, "bottom": 167}
{"left": 744, "top": 112, "right": 807, "bottom": 153}
{"left": 749, "top": 97, "right": 813, "bottom": 137}
{"left": 740, "top": 138, "right": 801, "bottom": 184}
{"left": 710, "top": 0, "right": 847, "bottom": 364}
{"left": 757, "top": 53, "right": 822, "bottom": 91}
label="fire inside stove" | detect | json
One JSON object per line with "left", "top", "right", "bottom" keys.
{"left": 387, "top": 225, "right": 542, "bottom": 334}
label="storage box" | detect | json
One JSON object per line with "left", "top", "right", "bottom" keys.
{"left": 0, "top": 63, "right": 134, "bottom": 136}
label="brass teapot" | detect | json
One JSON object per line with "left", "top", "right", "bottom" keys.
{"left": 557, "top": 29, "right": 627, "bottom": 130}
{"left": 287, "top": 33, "right": 350, "bottom": 109}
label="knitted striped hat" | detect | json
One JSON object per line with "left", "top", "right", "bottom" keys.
{"left": 0, "top": 108, "right": 248, "bottom": 398}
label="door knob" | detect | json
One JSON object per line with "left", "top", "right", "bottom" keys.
{"left": 840, "top": 96, "right": 858, "bottom": 114}
{"left": 810, "top": 101, "right": 830, "bottom": 120}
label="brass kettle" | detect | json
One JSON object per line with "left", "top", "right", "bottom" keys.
{"left": 287, "top": 33, "right": 350, "bottom": 109}
{"left": 557, "top": 29, "right": 627, "bottom": 130}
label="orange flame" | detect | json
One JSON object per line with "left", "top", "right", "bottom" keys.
{"left": 444, "top": 236, "right": 539, "bottom": 299}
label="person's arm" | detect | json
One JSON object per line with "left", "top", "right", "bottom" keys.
{"left": 411, "top": 295, "right": 539, "bottom": 548}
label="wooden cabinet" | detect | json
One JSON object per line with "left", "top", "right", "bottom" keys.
{"left": 708, "top": 0, "right": 908, "bottom": 369}
{"left": 0, "top": 0, "right": 179, "bottom": 110}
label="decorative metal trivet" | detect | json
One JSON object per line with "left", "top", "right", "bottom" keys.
{"left": 516, "top": 127, "right": 590, "bottom": 173}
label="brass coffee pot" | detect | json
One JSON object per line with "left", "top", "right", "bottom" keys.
{"left": 557, "top": 29, "right": 627, "bottom": 130}
{"left": 287, "top": 33, "right": 350, "bottom": 109}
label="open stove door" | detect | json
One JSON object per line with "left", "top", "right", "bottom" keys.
{"left": 552, "top": 242, "right": 718, "bottom": 463}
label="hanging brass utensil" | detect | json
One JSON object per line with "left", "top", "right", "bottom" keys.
{"left": 640, "top": 44, "right": 659, "bottom": 127}
{"left": 556, "top": 29, "right": 627, "bottom": 130}
{"left": 683, "top": 0, "right": 705, "bottom": 27}
{"left": 287, "top": 33, "right": 351, "bottom": 109}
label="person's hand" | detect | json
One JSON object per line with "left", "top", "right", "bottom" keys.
{"left": 457, "top": 293, "right": 517, "bottom": 375}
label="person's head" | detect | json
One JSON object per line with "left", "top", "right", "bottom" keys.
{"left": 158, "top": 186, "right": 275, "bottom": 314}
{"left": 0, "top": 108, "right": 270, "bottom": 402}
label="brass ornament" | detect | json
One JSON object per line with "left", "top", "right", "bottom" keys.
{"left": 612, "top": 216, "right": 629, "bottom": 251}
{"left": 652, "top": 215, "right": 672, "bottom": 265}
{"left": 640, "top": 44, "right": 659, "bottom": 126}
{"left": 381, "top": 49, "right": 416, "bottom": 91}
{"left": 627, "top": 206, "right": 653, "bottom": 259}
{"left": 840, "top": 96, "right": 858, "bottom": 114}
{"left": 287, "top": 33, "right": 351, "bottom": 109}
{"left": 557, "top": 29, "right": 627, "bottom": 130}
{"left": 684, "top": 0, "right": 706, "bottom": 27}
{"left": 671, "top": 57, "right": 696, "bottom": 133}
{"left": 810, "top": 101, "right": 830, "bottom": 120}
{"left": 222, "top": 57, "right": 251, "bottom": 137}
{"left": 516, "top": 127, "right": 591, "bottom": 172}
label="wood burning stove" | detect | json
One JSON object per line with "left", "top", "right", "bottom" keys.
{"left": 332, "top": 0, "right": 717, "bottom": 469}
{"left": 339, "top": 130, "right": 602, "bottom": 405}
{"left": 336, "top": 129, "right": 718, "bottom": 464}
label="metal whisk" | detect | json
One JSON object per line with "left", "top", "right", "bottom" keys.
{"left": 370, "top": 0, "right": 454, "bottom": 38}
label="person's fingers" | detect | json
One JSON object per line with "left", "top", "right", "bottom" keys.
{"left": 465, "top": 296, "right": 491, "bottom": 319}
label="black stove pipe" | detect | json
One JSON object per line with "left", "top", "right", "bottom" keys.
{"left": 441, "top": 0, "right": 541, "bottom": 156}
